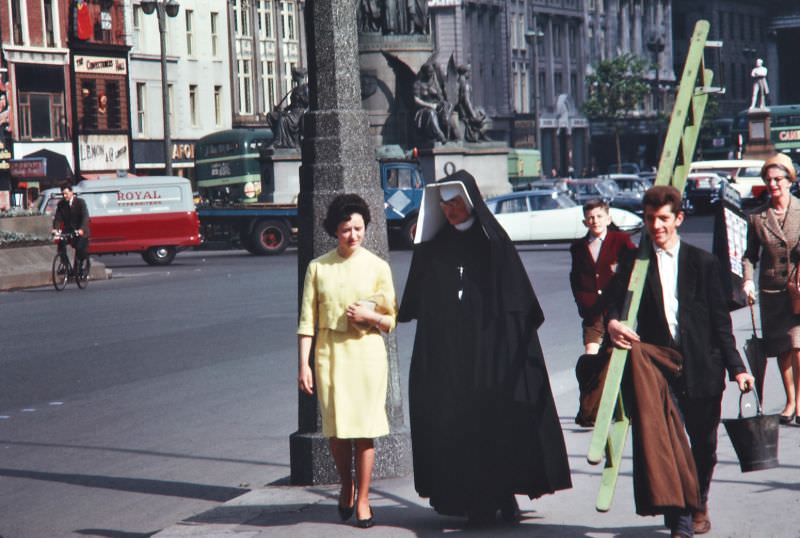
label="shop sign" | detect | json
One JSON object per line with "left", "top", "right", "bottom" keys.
{"left": 74, "top": 55, "right": 127, "bottom": 75}
{"left": 10, "top": 158, "right": 46, "bottom": 178}
{"left": 79, "top": 134, "right": 129, "bottom": 171}
{"left": 172, "top": 142, "right": 195, "bottom": 161}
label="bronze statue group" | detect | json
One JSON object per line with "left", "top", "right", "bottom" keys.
{"left": 295, "top": 157, "right": 800, "bottom": 536}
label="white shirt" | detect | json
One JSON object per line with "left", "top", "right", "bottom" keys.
{"left": 654, "top": 239, "right": 680, "bottom": 343}
{"left": 587, "top": 231, "right": 606, "bottom": 262}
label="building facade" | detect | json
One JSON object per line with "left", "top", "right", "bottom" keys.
{"left": 429, "top": 0, "right": 513, "bottom": 140}
{"left": 228, "top": 0, "right": 305, "bottom": 128}
{"left": 585, "top": 0, "right": 675, "bottom": 173}
{"left": 1, "top": 0, "right": 73, "bottom": 206}
{"left": 128, "top": 0, "right": 232, "bottom": 177}
{"left": 70, "top": 0, "right": 132, "bottom": 177}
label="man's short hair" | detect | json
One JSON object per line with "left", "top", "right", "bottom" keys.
{"left": 59, "top": 181, "right": 73, "bottom": 192}
{"left": 583, "top": 198, "right": 610, "bottom": 214}
{"left": 643, "top": 185, "right": 682, "bottom": 215}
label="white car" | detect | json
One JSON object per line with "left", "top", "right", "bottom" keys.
{"left": 486, "top": 189, "right": 643, "bottom": 242}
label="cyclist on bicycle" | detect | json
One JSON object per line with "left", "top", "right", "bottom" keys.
{"left": 51, "top": 182, "right": 90, "bottom": 266}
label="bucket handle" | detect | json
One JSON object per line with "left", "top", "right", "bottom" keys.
{"left": 737, "top": 388, "right": 763, "bottom": 419}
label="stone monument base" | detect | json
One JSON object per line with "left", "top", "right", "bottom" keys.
{"left": 289, "top": 428, "right": 412, "bottom": 485}
{"left": 259, "top": 149, "right": 302, "bottom": 204}
{"left": 419, "top": 143, "right": 511, "bottom": 198}
{"left": 743, "top": 108, "right": 775, "bottom": 160}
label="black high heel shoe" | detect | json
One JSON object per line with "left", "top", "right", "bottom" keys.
{"left": 337, "top": 485, "right": 355, "bottom": 521}
{"left": 355, "top": 506, "right": 374, "bottom": 528}
{"left": 779, "top": 413, "right": 794, "bottom": 425}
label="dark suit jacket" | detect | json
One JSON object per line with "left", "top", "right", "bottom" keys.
{"left": 53, "top": 197, "right": 91, "bottom": 237}
{"left": 608, "top": 241, "right": 746, "bottom": 399}
{"left": 570, "top": 230, "right": 636, "bottom": 321}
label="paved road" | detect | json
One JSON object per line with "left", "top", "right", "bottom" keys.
{"left": 2, "top": 215, "right": 773, "bottom": 538}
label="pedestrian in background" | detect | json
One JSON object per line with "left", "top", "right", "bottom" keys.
{"left": 398, "top": 171, "right": 571, "bottom": 525}
{"left": 742, "top": 152, "right": 800, "bottom": 425}
{"left": 570, "top": 199, "right": 636, "bottom": 355}
{"left": 297, "top": 194, "right": 397, "bottom": 529}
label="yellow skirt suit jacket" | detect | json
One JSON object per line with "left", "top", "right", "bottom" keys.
{"left": 297, "top": 247, "right": 397, "bottom": 439}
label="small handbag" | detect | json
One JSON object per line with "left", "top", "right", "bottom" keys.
{"left": 787, "top": 265, "right": 800, "bottom": 315}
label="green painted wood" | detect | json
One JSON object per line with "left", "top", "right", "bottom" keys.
{"left": 588, "top": 19, "right": 714, "bottom": 512}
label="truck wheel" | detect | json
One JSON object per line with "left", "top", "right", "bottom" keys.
{"left": 250, "top": 220, "right": 289, "bottom": 255}
{"left": 402, "top": 215, "right": 418, "bottom": 248}
{"left": 142, "top": 246, "right": 177, "bottom": 265}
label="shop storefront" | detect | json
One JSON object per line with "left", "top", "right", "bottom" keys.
{"left": 132, "top": 139, "right": 197, "bottom": 182}
{"left": 71, "top": 52, "right": 132, "bottom": 175}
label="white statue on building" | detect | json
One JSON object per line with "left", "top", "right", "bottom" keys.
{"left": 750, "top": 58, "right": 769, "bottom": 110}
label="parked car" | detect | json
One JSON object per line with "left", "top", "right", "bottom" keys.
{"left": 682, "top": 172, "right": 727, "bottom": 215}
{"left": 565, "top": 178, "right": 618, "bottom": 205}
{"left": 689, "top": 159, "right": 763, "bottom": 207}
{"left": 485, "top": 189, "right": 643, "bottom": 243}
{"left": 602, "top": 174, "right": 650, "bottom": 214}
{"left": 607, "top": 162, "right": 641, "bottom": 175}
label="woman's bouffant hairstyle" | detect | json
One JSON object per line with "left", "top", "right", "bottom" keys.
{"left": 323, "top": 194, "right": 371, "bottom": 237}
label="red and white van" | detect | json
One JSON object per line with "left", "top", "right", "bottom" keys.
{"left": 40, "top": 176, "right": 201, "bottom": 265}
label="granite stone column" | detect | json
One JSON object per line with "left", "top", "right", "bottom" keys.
{"left": 289, "top": 0, "right": 412, "bottom": 485}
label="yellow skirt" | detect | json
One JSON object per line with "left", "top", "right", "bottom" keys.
{"left": 314, "top": 328, "right": 389, "bottom": 439}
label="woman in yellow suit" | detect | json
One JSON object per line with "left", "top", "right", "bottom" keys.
{"left": 297, "top": 194, "right": 396, "bottom": 529}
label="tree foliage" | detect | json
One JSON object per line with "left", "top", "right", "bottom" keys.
{"left": 583, "top": 54, "right": 651, "bottom": 169}
{"left": 583, "top": 54, "right": 651, "bottom": 121}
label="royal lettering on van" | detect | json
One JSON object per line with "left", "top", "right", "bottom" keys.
{"left": 117, "top": 190, "right": 163, "bottom": 205}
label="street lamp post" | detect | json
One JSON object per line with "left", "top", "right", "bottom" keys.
{"left": 141, "top": 0, "right": 180, "bottom": 176}
{"left": 647, "top": 31, "right": 665, "bottom": 154}
{"left": 525, "top": 18, "right": 545, "bottom": 150}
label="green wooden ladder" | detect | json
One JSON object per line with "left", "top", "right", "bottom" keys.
{"left": 587, "top": 19, "right": 720, "bottom": 512}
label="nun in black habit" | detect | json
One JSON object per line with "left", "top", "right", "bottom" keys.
{"left": 398, "top": 171, "right": 572, "bottom": 523}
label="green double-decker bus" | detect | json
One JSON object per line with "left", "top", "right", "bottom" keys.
{"left": 732, "top": 104, "right": 800, "bottom": 160}
{"left": 194, "top": 128, "right": 274, "bottom": 202}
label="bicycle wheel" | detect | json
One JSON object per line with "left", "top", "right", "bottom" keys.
{"left": 52, "top": 255, "right": 68, "bottom": 291}
{"left": 76, "top": 257, "right": 90, "bottom": 289}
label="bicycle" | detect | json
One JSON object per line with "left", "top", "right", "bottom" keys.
{"left": 52, "top": 230, "right": 91, "bottom": 291}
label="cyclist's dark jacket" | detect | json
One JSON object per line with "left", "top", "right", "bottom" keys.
{"left": 53, "top": 197, "right": 90, "bottom": 237}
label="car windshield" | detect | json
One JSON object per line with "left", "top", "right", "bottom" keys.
{"left": 738, "top": 167, "right": 762, "bottom": 178}
{"left": 529, "top": 192, "right": 576, "bottom": 210}
{"left": 615, "top": 179, "right": 645, "bottom": 193}
{"left": 596, "top": 181, "right": 617, "bottom": 197}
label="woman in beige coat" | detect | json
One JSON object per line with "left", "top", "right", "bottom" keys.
{"left": 743, "top": 153, "right": 800, "bottom": 424}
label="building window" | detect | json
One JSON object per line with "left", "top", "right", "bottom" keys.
{"left": 106, "top": 81, "right": 121, "bottom": 129}
{"left": 43, "top": 0, "right": 56, "bottom": 47}
{"left": 81, "top": 80, "right": 98, "bottom": 130}
{"left": 214, "top": 86, "right": 222, "bottom": 126}
{"left": 185, "top": 9, "right": 194, "bottom": 56}
{"left": 553, "top": 25, "right": 562, "bottom": 58}
{"left": 210, "top": 12, "right": 219, "bottom": 56}
{"left": 233, "top": 0, "right": 252, "bottom": 37}
{"left": 265, "top": 60, "right": 276, "bottom": 108}
{"left": 258, "top": 1, "right": 274, "bottom": 39}
{"left": 517, "top": 15, "right": 525, "bottom": 52}
{"left": 133, "top": 5, "right": 141, "bottom": 48}
{"left": 510, "top": 15, "right": 518, "bottom": 51}
{"left": 239, "top": 60, "right": 253, "bottom": 114}
{"left": 18, "top": 92, "right": 65, "bottom": 140}
{"left": 189, "top": 85, "right": 198, "bottom": 126}
{"left": 281, "top": 2, "right": 296, "bottom": 41}
{"left": 554, "top": 72, "right": 563, "bottom": 97}
{"left": 11, "top": 0, "right": 24, "bottom": 45}
{"left": 136, "top": 82, "right": 147, "bottom": 134}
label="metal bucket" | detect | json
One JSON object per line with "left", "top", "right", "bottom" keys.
{"left": 723, "top": 391, "right": 779, "bottom": 472}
